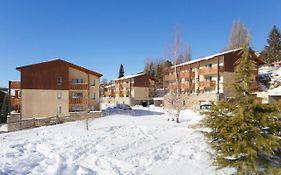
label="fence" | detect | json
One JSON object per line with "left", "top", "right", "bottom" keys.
{"left": 1, "top": 111, "right": 102, "bottom": 133}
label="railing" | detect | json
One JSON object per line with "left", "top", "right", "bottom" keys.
{"left": 180, "top": 83, "right": 195, "bottom": 90}
{"left": 179, "top": 72, "right": 195, "bottom": 78}
{"left": 11, "top": 98, "right": 21, "bottom": 105}
{"left": 69, "top": 98, "right": 88, "bottom": 104}
{"left": 163, "top": 74, "right": 176, "bottom": 81}
{"left": 198, "top": 80, "right": 216, "bottom": 88}
{"left": 199, "top": 66, "right": 224, "bottom": 75}
{"left": 9, "top": 81, "right": 21, "bottom": 89}
{"left": 69, "top": 83, "right": 88, "bottom": 90}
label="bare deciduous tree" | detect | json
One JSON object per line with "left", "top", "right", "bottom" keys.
{"left": 164, "top": 31, "right": 188, "bottom": 123}
{"left": 228, "top": 20, "right": 250, "bottom": 49}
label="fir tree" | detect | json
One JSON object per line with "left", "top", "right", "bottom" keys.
{"left": 203, "top": 45, "right": 281, "bottom": 174}
{"left": 261, "top": 25, "right": 281, "bottom": 63}
{"left": 1, "top": 94, "right": 11, "bottom": 123}
{"left": 118, "top": 64, "right": 124, "bottom": 78}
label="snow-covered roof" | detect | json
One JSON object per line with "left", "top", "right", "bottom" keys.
{"left": 0, "top": 89, "right": 7, "bottom": 94}
{"left": 113, "top": 72, "right": 145, "bottom": 81}
{"left": 171, "top": 48, "right": 243, "bottom": 68}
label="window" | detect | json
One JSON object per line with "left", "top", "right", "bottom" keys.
{"left": 92, "top": 93, "right": 96, "bottom": 99}
{"left": 91, "top": 79, "right": 96, "bottom": 86}
{"left": 205, "top": 64, "right": 212, "bottom": 68}
{"left": 72, "top": 92, "right": 83, "bottom": 99}
{"left": 57, "top": 106, "right": 62, "bottom": 114}
{"left": 57, "top": 92, "right": 62, "bottom": 99}
{"left": 72, "top": 79, "right": 83, "bottom": 84}
{"left": 57, "top": 77, "right": 62, "bottom": 85}
{"left": 205, "top": 76, "right": 212, "bottom": 81}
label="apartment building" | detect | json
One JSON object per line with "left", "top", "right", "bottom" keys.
{"left": 163, "top": 48, "right": 264, "bottom": 110}
{"left": 103, "top": 73, "right": 156, "bottom": 106}
{"left": 9, "top": 81, "right": 21, "bottom": 112}
{"left": 9, "top": 59, "right": 102, "bottom": 119}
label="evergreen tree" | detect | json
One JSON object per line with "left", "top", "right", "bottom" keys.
{"left": 1, "top": 94, "right": 11, "bottom": 123}
{"left": 118, "top": 64, "right": 124, "bottom": 78}
{"left": 203, "top": 45, "right": 281, "bottom": 174}
{"left": 261, "top": 25, "right": 281, "bottom": 63}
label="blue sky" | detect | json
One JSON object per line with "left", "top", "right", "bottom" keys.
{"left": 0, "top": 0, "right": 280, "bottom": 87}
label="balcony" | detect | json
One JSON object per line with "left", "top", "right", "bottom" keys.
{"left": 180, "top": 83, "right": 195, "bottom": 90}
{"left": 69, "top": 83, "right": 88, "bottom": 90}
{"left": 164, "top": 74, "right": 176, "bottom": 81}
{"left": 199, "top": 80, "right": 216, "bottom": 89}
{"left": 69, "top": 97, "right": 88, "bottom": 104}
{"left": 199, "top": 66, "right": 224, "bottom": 75}
{"left": 179, "top": 72, "right": 195, "bottom": 78}
{"left": 105, "top": 91, "right": 115, "bottom": 97}
{"left": 9, "top": 81, "right": 21, "bottom": 89}
{"left": 11, "top": 97, "right": 20, "bottom": 105}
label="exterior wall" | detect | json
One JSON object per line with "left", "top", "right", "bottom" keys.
{"left": 89, "top": 74, "right": 100, "bottom": 110}
{"left": 68, "top": 67, "right": 100, "bottom": 111}
{"left": 221, "top": 72, "right": 236, "bottom": 97}
{"left": 133, "top": 87, "right": 149, "bottom": 100}
{"left": 20, "top": 61, "right": 69, "bottom": 90}
{"left": 115, "top": 97, "right": 131, "bottom": 105}
{"left": 21, "top": 89, "right": 69, "bottom": 118}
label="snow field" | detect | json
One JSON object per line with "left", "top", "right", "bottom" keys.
{"left": 0, "top": 106, "right": 235, "bottom": 175}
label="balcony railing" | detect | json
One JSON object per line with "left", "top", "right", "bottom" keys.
{"left": 198, "top": 80, "right": 216, "bottom": 88}
{"left": 164, "top": 74, "right": 176, "bottom": 81}
{"left": 199, "top": 66, "right": 224, "bottom": 75}
{"left": 9, "top": 81, "right": 21, "bottom": 89}
{"left": 179, "top": 72, "right": 195, "bottom": 78}
{"left": 180, "top": 83, "right": 195, "bottom": 90}
{"left": 11, "top": 98, "right": 21, "bottom": 105}
{"left": 69, "top": 83, "right": 88, "bottom": 90}
{"left": 69, "top": 97, "right": 88, "bottom": 104}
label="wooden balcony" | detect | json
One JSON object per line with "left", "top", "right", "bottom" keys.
{"left": 199, "top": 80, "right": 216, "bottom": 89}
{"left": 69, "top": 97, "right": 88, "bottom": 104}
{"left": 9, "top": 81, "right": 21, "bottom": 89}
{"left": 69, "top": 83, "right": 88, "bottom": 90}
{"left": 164, "top": 74, "right": 176, "bottom": 81}
{"left": 105, "top": 91, "right": 115, "bottom": 97}
{"left": 11, "top": 97, "right": 21, "bottom": 105}
{"left": 199, "top": 66, "right": 224, "bottom": 75}
{"left": 168, "top": 84, "right": 180, "bottom": 91}
{"left": 180, "top": 83, "right": 195, "bottom": 90}
{"left": 179, "top": 72, "right": 195, "bottom": 78}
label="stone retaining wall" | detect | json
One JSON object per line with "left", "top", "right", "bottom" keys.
{"left": 164, "top": 93, "right": 223, "bottom": 111}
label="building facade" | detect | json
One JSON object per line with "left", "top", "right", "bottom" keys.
{"left": 163, "top": 48, "right": 264, "bottom": 110}
{"left": 10, "top": 59, "right": 102, "bottom": 119}
{"left": 103, "top": 73, "right": 156, "bottom": 106}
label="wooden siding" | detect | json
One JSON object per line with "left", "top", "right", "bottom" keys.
{"left": 20, "top": 61, "right": 69, "bottom": 90}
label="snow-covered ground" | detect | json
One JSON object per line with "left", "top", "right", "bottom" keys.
{"left": 0, "top": 106, "right": 234, "bottom": 175}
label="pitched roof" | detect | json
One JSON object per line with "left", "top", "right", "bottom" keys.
{"left": 171, "top": 48, "right": 243, "bottom": 68}
{"left": 113, "top": 72, "right": 145, "bottom": 81}
{"left": 16, "top": 59, "right": 102, "bottom": 77}
{"left": 171, "top": 48, "right": 264, "bottom": 68}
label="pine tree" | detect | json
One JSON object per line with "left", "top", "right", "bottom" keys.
{"left": 203, "top": 45, "right": 281, "bottom": 174}
{"left": 261, "top": 25, "right": 281, "bottom": 63}
{"left": 118, "top": 64, "right": 124, "bottom": 78}
{"left": 1, "top": 94, "right": 11, "bottom": 123}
